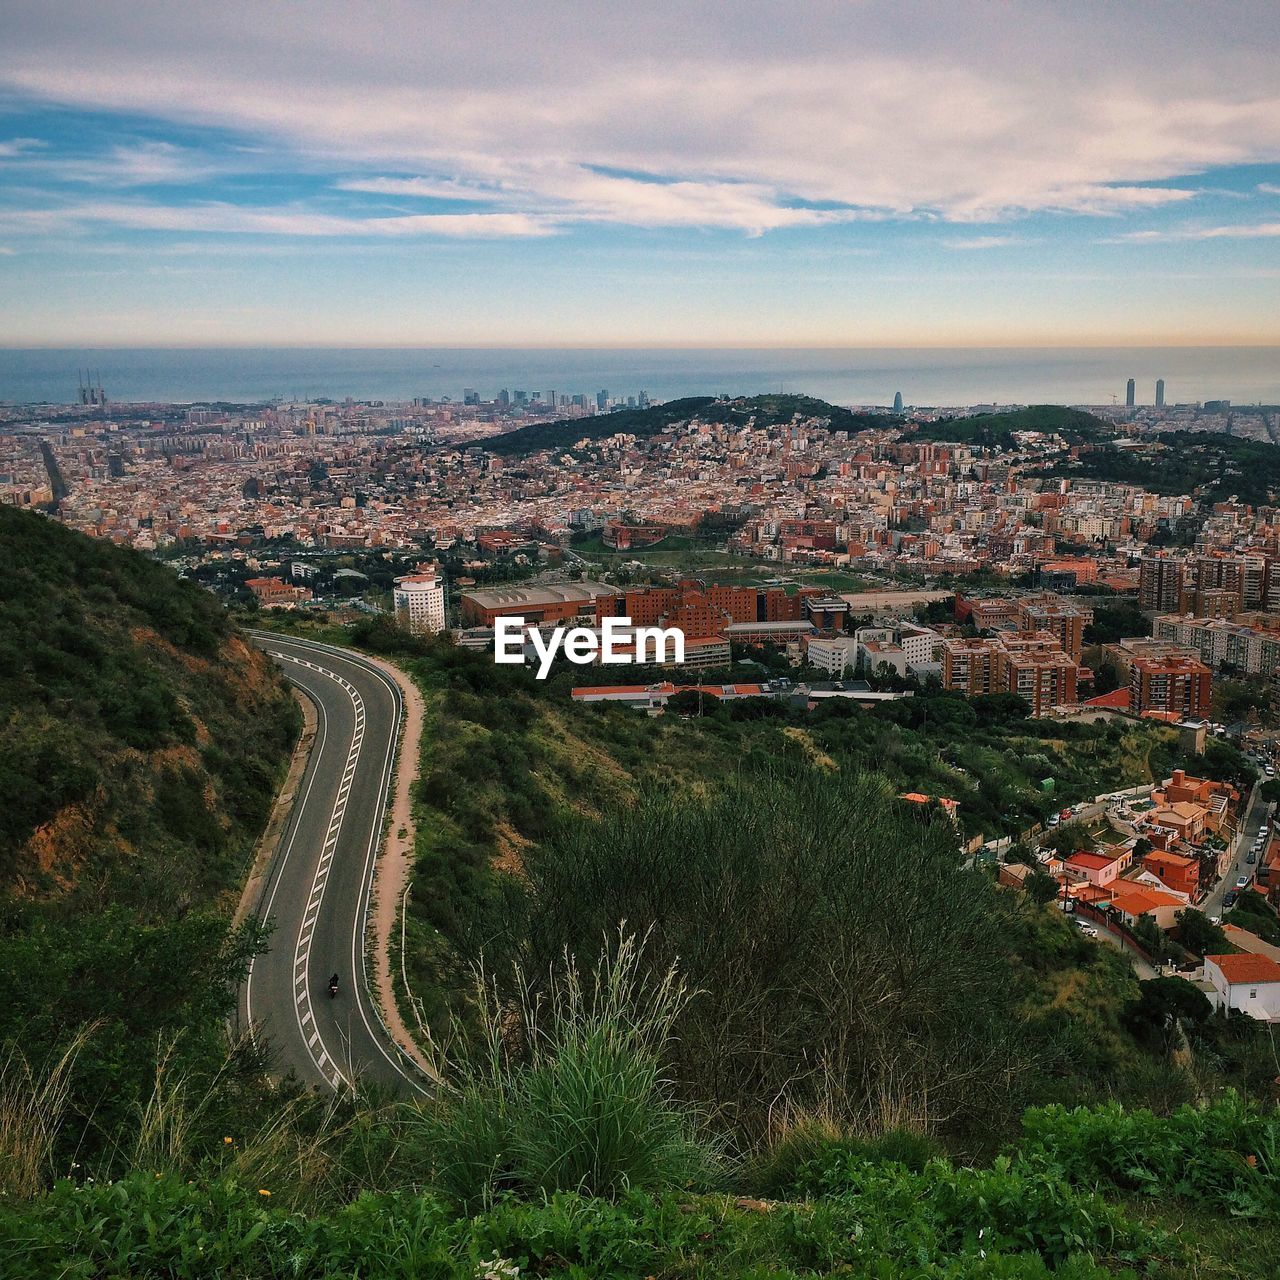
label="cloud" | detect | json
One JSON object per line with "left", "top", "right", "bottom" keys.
{"left": 0, "top": 246, "right": 15, "bottom": 255}
{"left": 0, "top": 3, "right": 1277, "bottom": 237}
{"left": 342, "top": 168, "right": 869, "bottom": 234}
{"left": 1112, "top": 221, "right": 1280, "bottom": 243}
{"left": 0, "top": 137, "right": 46, "bottom": 159}
{"left": 0, "top": 200, "right": 554, "bottom": 238}
{"left": 944, "top": 235, "right": 1028, "bottom": 250}
{"left": 1259, "top": 183, "right": 1280, "bottom": 195}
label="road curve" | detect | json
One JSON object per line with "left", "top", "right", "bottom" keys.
{"left": 237, "top": 632, "right": 428, "bottom": 1095}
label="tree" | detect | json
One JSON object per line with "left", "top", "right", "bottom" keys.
{"left": 1133, "top": 914, "right": 1173, "bottom": 962}
{"left": 1176, "top": 908, "right": 1231, "bottom": 958}
{"left": 1026, "top": 867, "right": 1060, "bottom": 906}
{"left": 664, "top": 688, "right": 708, "bottom": 717}
{"left": 1260, "top": 779, "right": 1280, "bottom": 804}
{"left": 1124, "top": 976, "right": 1213, "bottom": 1048}
{"left": 971, "top": 692, "right": 1031, "bottom": 725}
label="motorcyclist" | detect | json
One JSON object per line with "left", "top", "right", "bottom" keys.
{"left": 328, "top": 972, "right": 339, "bottom": 997}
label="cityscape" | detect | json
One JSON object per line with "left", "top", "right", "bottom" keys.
{"left": 3, "top": 1, "right": 1280, "bottom": 1275}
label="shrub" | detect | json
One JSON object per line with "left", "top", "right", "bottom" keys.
{"left": 408, "top": 933, "right": 722, "bottom": 1207}
{"left": 1018, "top": 1093, "right": 1280, "bottom": 1218}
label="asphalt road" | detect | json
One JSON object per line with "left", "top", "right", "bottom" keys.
{"left": 1202, "top": 782, "right": 1268, "bottom": 920}
{"left": 237, "top": 632, "right": 427, "bottom": 1095}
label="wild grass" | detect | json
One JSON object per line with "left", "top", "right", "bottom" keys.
{"left": 411, "top": 931, "right": 723, "bottom": 1207}
{"left": 0, "top": 1028, "right": 91, "bottom": 1200}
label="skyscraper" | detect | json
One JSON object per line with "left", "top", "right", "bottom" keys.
{"left": 1155, "top": 378, "right": 1165, "bottom": 409}
{"left": 1125, "top": 378, "right": 1135, "bottom": 409}
{"left": 893, "top": 391, "right": 904, "bottom": 412}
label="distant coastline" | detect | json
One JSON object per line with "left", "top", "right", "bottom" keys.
{"left": 1, "top": 345, "right": 1278, "bottom": 408}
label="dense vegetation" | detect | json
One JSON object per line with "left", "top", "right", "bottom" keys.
{"left": 1034, "top": 431, "right": 1280, "bottom": 506}
{"left": 484, "top": 393, "right": 893, "bottom": 458}
{"left": 909, "top": 405, "right": 1114, "bottom": 449}
{"left": 3, "top": 981, "right": 1277, "bottom": 1278}
{"left": 0, "top": 507, "right": 299, "bottom": 903}
{"left": 0, "top": 507, "right": 299, "bottom": 1173}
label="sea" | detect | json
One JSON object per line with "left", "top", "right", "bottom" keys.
{"left": 1, "top": 346, "right": 1278, "bottom": 409}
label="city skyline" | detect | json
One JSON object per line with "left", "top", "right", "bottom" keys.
{"left": 2, "top": 2, "right": 1280, "bottom": 345}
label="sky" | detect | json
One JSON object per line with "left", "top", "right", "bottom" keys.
{"left": 1, "top": 1, "right": 1280, "bottom": 347}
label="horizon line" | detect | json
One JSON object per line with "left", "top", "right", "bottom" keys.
{"left": 3, "top": 340, "right": 1280, "bottom": 352}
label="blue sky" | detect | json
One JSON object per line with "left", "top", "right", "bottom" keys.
{"left": 2, "top": 1, "right": 1279, "bottom": 346}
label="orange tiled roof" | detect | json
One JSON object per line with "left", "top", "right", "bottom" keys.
{"left": 1206, "top": 953, "right": 1280, "bottom": 986}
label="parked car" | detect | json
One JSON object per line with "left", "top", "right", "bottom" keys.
{"left": 1074, "top": 921, "right": 1099, "bottom": 938}
{"left": 1047, "top": 814, "right": 1060, "bottom": 827}
{"left": 1247, "top": 852, "right": 1257, "bottom": 864}
{"left": 1060, "top": 808, "right": 1073, "bottom": 821}
{"left": 1236, "top": 875, "right": 1251, "bottom": 890}
{"left": 1224, "top": 891, "right": 1239, "bottom": 909}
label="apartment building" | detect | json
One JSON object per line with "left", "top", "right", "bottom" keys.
{"left": 1015, "top": 596, "right": 1092, "bottom": 662}
{"left": 393, "top": 566, "right": 446, "bottom": 635}
{"left": 997, "top": 645, "right": 1079, "bottom": 715}
{"left": 1139, "top": 553, "right": 1184, "bottom": 612}
{"left": 942, "top": 637, "right": 1000, "bottom": 697}
{"left": 1129, "top": 655, "right": 1212, "bottom": 720}
{"left": 1153, "top": 614, "right": 1280, "bottom": 677}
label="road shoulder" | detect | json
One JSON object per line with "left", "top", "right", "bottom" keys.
{"left": 362, "top": 651, "right": 440, "bottom": 1082}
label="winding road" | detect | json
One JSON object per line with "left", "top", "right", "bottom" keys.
{"left": 237, "top": 632, "right": 427, "bottom": 1095}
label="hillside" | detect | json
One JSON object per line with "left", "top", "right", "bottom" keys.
{"left": 908, "top": 405, "right": 1114, "bottom": 448}
{"left": 484, "top": 393, "right": 895, "bottom": 457}
{"left": 0, "top": 506, "right": 299, "bottom": 909}
{"left": 0, "top": 507, "right": 299, "bottom": 1164}
{"left": 1033, "top": 430, "right": 1280, "bottom": 505}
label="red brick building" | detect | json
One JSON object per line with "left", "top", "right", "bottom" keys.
{"left": 1129, "top": 655, "right": 1212, "bottom": 721}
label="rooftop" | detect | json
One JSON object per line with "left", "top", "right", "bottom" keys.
{"left": 1206, "top": 953, "right": 1280, "bottom": 986}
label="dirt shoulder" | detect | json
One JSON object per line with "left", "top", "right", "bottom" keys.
{"left": 362, "top": 651, "right": 440, "bottom": 1082}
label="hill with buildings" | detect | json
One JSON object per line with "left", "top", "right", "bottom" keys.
{"left": 1034, "top": 431, "right": 1280, "bottom": 506}
{"left": 484, "top": 393, "right": 894, "bottom": 457}
{"left": 908, "top": 405, "right": 1115, "bottom": 448}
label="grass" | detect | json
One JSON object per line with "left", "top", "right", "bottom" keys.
{"left": 0, "top": 1031, "right": 88, "bottom": 1200}
{"left": 410, "top": 932, "right": 720, "bottom": 1208}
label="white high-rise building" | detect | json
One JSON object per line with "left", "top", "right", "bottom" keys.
{"left": 393, "top": 566, "right": 446, "bottom": 635}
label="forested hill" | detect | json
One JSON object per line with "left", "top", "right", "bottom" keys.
{"left": 0, "top": 507, "right": 299, "bottom": 912}
{"left": 484, "top": 393, "right": 897, "bottom": 457}
{"left": 907, "top": 405, "right": 1115, "bottom": 449}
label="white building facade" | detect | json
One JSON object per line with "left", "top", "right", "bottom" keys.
{"left": 393, "top": 568, "right": 447, "bottom": 635}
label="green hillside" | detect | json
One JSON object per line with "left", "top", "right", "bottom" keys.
{"left": 0, "top": 506, "right": 299, "bottom": 908}
{"left": 909, "top": 405, "right": 1114, "bottom": 448}
{"left": 0, "top": 507, "right": 299, "bottom": 1166}
{"left": 484, "top": 393, "right": 895, "bottom": 457}
{"left": 1034, "top": 430, "right": 1280, "bottom": 505}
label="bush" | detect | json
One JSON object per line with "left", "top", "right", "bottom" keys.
{"left": 407, "top": 934, "right": 721, "bottom": 1208}
{"left": 485, "top": 772, "right": 1035, "bottom": 1144}
{"left": 1017, "top": 1093, "right": 1280, "bottom": 1218}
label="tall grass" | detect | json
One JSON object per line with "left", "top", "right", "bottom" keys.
{"left": 412, "top": 931, "right": 722, "bottom": 1207}
{"left": 0, "top": 1028, "right": 91, "bottom": 1199}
